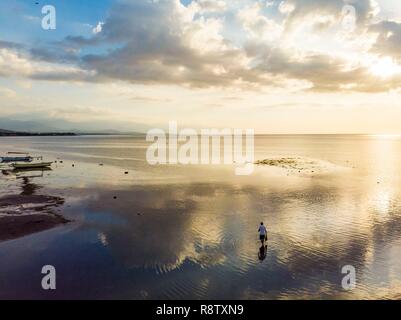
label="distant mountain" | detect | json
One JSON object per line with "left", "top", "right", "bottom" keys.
{"left": 0, "top": 118, "right": 149, "bottom": 135}
{"left": 0, "top": 129, "right": 14, "bottom": 134}
{"left": 0, "top": 119, "right": 58, "bottom": 133}
{"left": 0, "top": 128, "right": 76, "bottom": 136}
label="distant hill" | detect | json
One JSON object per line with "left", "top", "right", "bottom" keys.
{"left": 0, "top": 128, "right": 145, "bottom": 137}
{"left": 0, "top": 119, "right": 57, "bottom": 133}
{"left": 0, "top": 129, "right": 14, "bottom": 134}
{"left": 0, "top": 129, "right": 77, "bottom": 136}
{"left": 0, "top": 118, "right": 149, "bottom": 135}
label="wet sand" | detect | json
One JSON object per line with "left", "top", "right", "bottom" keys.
{"left": 0, "top": 175, "right": 69, "bottom": 242}
{"left": 0, "top": 213, "right": 68, "bottom": 242}
{"left": 255, "top": 157, "right": 349, "bottom": 174}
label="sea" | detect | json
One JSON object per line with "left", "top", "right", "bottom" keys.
{"left": 1, "top": 134, "right": 401, "bottom": 299}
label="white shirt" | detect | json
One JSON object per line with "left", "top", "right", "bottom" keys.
{"left": 259, "top": 225, "right": 267, "bottom": 236}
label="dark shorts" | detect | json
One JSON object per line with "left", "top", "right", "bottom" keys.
{"left": 260, "top": 235, "right": 266, "bottom": 241}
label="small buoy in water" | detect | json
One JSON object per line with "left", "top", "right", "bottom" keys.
{"left": 99, "top": 164, "right": 103, "bottom": 166}
{"left": 125, "top": 171, "right": 128, "bottom": 174}
{"left": 60, "top": 161, "right": 63, "bottom": 163}
{"left": 72, "top": 164, "right": 75, "bottom": 167}
{"left": 113, "top": 196, "right": 117, "bottom": 199}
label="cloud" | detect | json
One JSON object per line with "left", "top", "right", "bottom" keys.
{"left": 92, "top": 21, "right": 105, "bottom": 34}
{"left": 130, "top": 95, "right": 173, "bottom": 102}
{"left": 58, "top": 0, "right": 401, "bottom": 91}
{"left": 29, "top": 46, "right": 79, "bottom": 64}
{"left": 0, "top": 47, "right": 93, "bottom": 81}
{"left": 238, "top": 3, "right": 283, "bottom": 41}
{"left": 369, "top": 20, "right": 401, "bottom": 62}
{"left": 280, "top": 0, "right": 378, "bottom": 31}
{"left": 0, "top": 40, "right": 24, "bottom": 50}
{"left": 0, "top": 0, "right": 401, "bottom": 93}
{"left": 244, "top": 40, "right": 401, "bottom": 92}
{"left": 279, "top": 1, "right": 295, "bottom": 14}
{"left": 74, "top": 0, "right": 254, "bottom": 87}
{"left": 190, "top": 0, "right": 227, "bottom": 13}
{"left": 46, "top": 105, "right": 116, "bottom": 122}
{"left": 0, "top": 86, "right": 16, "bottom": 98}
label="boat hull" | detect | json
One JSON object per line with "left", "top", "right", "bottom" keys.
{"left": 12, "top": 162, "right": 53, "bottom": 169}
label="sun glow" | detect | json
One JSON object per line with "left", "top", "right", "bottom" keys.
{"left": 370, "top": 57, "right": 401, "bottom": 78}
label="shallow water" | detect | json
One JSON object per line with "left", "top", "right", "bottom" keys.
{"left": 1, "top": 134, "right": 401, "bottom": 299}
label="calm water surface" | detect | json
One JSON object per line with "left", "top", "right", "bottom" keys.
{"left": 1, "top": 135, "right": 401, "bottom": 299}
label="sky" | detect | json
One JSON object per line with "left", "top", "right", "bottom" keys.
{"left": 1, "top": 0, "right": 401, "bottom": 133}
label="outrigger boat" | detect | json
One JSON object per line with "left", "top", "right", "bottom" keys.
{"left": 0, "top": 152, "right": 32, "bottom": 163}
{"left": 11, "top": 156, "right": 52, "bottom": 169}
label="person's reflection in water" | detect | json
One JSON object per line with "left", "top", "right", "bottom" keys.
{"left": 258, "top": 244, "right": 268, "bottom": 261}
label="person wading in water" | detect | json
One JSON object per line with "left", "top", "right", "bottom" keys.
{"left": 258, "top": 222, "right": 267, "bottom": 245}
